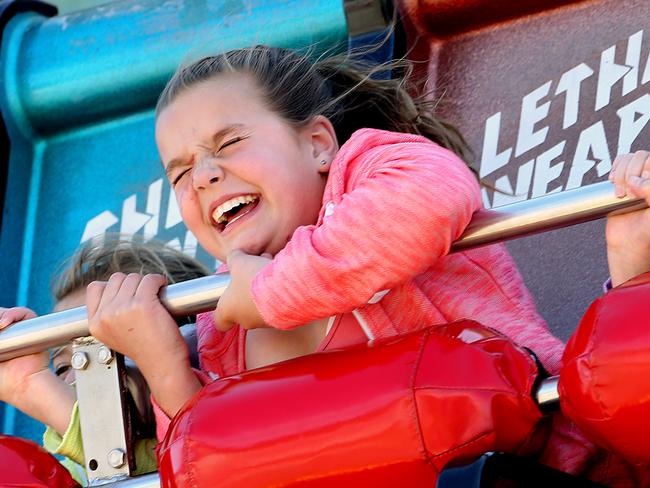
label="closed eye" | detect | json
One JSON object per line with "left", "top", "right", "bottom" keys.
{"left": 170, "top": 135, "right": 247, "bottom": 186}
{"left": 172, "top": 167, "right": 191, "bottom": 186}
{"left": 217, "top": 136, "right": 247, "bottom": 152}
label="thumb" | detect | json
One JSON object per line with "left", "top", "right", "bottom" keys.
{"left": 0, "top": 308, "right": 36, "bottom": 328}
{"left": 628, "top": 174, "right": 650, "bottom": 202}
{"left": 213, "top": 301, "right": 235, "bottom": 332}
{"left": 226, "top": 249, "right": 248, "bottom": 269}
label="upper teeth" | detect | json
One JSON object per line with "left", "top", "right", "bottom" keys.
{"left": 212, "top": 195, "right": 258, "bottom": 224}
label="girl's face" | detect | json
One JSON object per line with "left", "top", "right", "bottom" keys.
{"left": 156, "top": 73, "right": 337, "bottom": 261}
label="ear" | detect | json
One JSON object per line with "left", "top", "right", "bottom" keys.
{"left": 301, "top": 115, "right": 339, "bottom": 174}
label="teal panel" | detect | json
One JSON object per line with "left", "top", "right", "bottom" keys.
{"left": 0, "top": 0, "right": 349, "bottom": 442}
{"left": 16, "top": 0, "right": 348, "bottom": 134}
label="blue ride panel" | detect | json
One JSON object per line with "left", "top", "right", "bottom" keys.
{"left": 0, "top": 0, "right": 349, "bottom": 442}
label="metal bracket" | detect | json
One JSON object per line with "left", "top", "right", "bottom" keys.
{"left": 344, "top": 0, "right": 406, "bottom": 78}
{"left": 344, "top": 0, "right": 392, "bottom": 37}
{"left": 72, "top": 338, "right": 133, "bottom": 485}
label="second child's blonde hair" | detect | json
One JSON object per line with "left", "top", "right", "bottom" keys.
{"left": 52, "top": 234, "right": 210, "bottom": 303}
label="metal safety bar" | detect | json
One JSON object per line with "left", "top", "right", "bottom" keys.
{"left": 0, "top": 274, "right": 230, "bottom": 362}
{"left": 451, "top": 180, "right": 646, "bottom": 251}
{"left": 109, "top": 473, "right": 160, "bottom": 487}
{"left": 0, "top": 181, "right": 643, "bottom": 408}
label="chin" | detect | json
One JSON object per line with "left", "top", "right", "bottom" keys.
{"left": 223, "top": 229, "right": 289, "bottom": 257}
{"left": 231, "top": 238, "right": 270, "bottom": 257}
{"left": 263, "top": 234, "right": 293, "bottom": 256}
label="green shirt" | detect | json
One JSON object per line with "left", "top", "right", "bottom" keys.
{"left": 42, "top": 402, "right": 158, "bottom": 484}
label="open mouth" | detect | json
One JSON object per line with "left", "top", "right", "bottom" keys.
{"left": 211, "top": 194, "right": 260, "bottom": 232}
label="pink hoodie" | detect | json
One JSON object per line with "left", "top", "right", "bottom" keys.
{"left": 251, "top": 129, "right": 563, "bottom": 366}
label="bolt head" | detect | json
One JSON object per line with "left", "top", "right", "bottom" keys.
{"left": 70, "top": 351, "right": 89, "bottom": 370}
{"left": 97, "top": 346, "right": 113, "bottom": 364}
{"left": 107, "top": 448, "right": 126, "bottom": 468}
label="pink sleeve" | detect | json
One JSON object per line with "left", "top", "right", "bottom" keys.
{"left": 252, "top": 137, "right": 481, "bottom": 328}
{"left": 152, "top": 369, "right": 213, "bottom": 442}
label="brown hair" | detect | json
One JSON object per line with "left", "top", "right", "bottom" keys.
{"left": 156, "top": 45, "right": 474, "bottom": 167}
{"left": 52, "top": 234, "right": 210, "bottom": 302}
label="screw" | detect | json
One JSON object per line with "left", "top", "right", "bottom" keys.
{"left": 107, "top": 448, "right": 126, "bottom": 468}
{"left": 71, "top": 352, "right": 89, "bottom": 370}
{"left": 97, "top": 346, "right": 113, "bottom": 364}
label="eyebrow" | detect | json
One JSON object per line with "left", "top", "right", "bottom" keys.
{"left": 163, "top": 124, "right": 246, "bottom": 179}
{"left": 164, "top": 155, "right": 194, "bottom": 180}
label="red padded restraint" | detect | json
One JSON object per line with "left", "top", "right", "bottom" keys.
{"left": 560, "top": 271, "right": 650, "bottom": 465}
{"left": 158, "top": 321, "right": 545, "bottom": 487}
{"left": 0, "top": 434, "right": 79, "bottom": 487}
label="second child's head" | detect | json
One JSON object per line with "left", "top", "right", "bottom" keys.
{"left": 50, "top": 235, "right": 209, "bottom": 383}
{"left": 155, "top": 45, "right": 471, "bottom": 262}
{"left": 49, "top": 235, "right": 209, "bottom": 437}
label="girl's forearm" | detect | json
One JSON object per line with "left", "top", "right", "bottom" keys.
{"left": 607, "top": 244, "right": 650, "bottom": 287}
{"left": 141, "top": 361, "right": 201, "bottom": 418}
{"left": 14, "top": 370, "right": 76, "bottom": 435}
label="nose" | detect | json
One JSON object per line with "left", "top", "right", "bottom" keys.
{"left": 192, "top": 155, "right": 224, "bottom": 191}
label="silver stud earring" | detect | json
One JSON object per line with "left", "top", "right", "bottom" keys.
{"left": 320, "top": 159, "right": 327, "bottom": 166}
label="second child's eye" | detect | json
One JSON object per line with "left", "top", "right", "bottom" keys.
{"left": 54, "top": 364, "right": 71, "bottom": 378}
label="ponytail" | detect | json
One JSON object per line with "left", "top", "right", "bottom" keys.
{"left": 314, "top": 56, "right": 473, "bottom": 165}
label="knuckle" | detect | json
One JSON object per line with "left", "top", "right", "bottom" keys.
{"left": 142, "top": 273, "right": 163, "bottom": 286}
{"left": 130, "top": 302, "right": 148, "bottom": 315}
{"left": 87, "top": 281, "right": 105, "bottom": 292}
{"left": 118, "top": 299, "right": 139, "bottom": 313}
{"left": 109, "top": 272, "right": 126, "bottom": 283}
{"left": 616, "top": 155, "right": 630, "bottom": 166}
